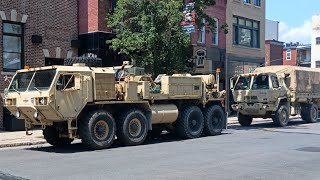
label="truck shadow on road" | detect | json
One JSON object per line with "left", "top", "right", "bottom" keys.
{"left": 228, "top": 119, "right": 313, "bottom": 130}
{"left": 24, "top": 132, "right": 229, "bottom": 154}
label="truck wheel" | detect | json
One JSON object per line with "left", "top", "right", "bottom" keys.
{"left": 272, "top": 105, "right": 289, "bottom": 127}
{"left": 176, "top": 106, "right": 204, "bottom": 139}
{"left": 117, "top": 109, "right": 148, "bottom": 146}
{"left": 79, "top": 110, "right": 116, "bottom": 150}
{"left": 64, "top": 57, "right": 102, "bottom": 67}
{"left": 303, "top": 104, "right": 319, "bottom": 123}
{"left": 238, "top": 113, "right": 253, "bottom": 126}
{"left": 43, "top": 125, "right": 73, "bottom": 147}
{"left": 203, "top": 105, "right": 225, "bottom": 136}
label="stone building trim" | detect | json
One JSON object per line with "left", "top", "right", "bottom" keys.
{"left": 0, "top": 9, "right": 28, "bottom": 23}
{"left": 43, "top": 48, "right": 74, "bottom": 59}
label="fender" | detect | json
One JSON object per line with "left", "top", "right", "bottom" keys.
{"left": 273, "top": 97, "right": 289, "bottom": 111}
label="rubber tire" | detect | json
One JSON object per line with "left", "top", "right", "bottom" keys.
{"left": 302, "top": 104, "right": 319, "bottom": 123}
{"left": 176, "top": 106, "right": 204, "bottom": 139}
{"left": 117, "top": 109, "right": 148, "bottom": 146}
{"left": 272, "top": 105, "right": 289, "bottom": 127}
{"left": 79, "top": 110, "right": 116, "bottom": 150}
{"left": 43, "top": 125, "right": 73, "bottom": 147}
{"left": 64, "top": 57, "right": 102, "bottom": 67}
{"left": 238, "top": 112, "right": 253, "bottom": 126}
{"left": 203, "top": 105, "right": 225, "bottom": 136}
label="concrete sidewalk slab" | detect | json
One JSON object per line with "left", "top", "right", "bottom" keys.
{"left": 0, "top": 130, "right": 46, "bottom": 148}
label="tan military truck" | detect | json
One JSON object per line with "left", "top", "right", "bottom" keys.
{"left": 231, "top": 65, "right": 320, "bottom": 127}
{"left": 3, "top": 63, "right": 226, "bottom": 149}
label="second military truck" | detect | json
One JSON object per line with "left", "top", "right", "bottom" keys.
{"left": 231, "top": 65, "right": 320, "bottom": 127}
{"left": 4, "top": 63, "right": 226, "bottom": 149}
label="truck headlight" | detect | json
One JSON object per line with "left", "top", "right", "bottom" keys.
{"left": 36, "top": 97, "right": 48, "bottom": 105}
{"left": 34, "top": 112, "right": 38, "bottom": 118}
{"left": 5, "top": 98, "right": 15, "bottom": 106}
{"left": 16, "top": 111, "right": 21, "bottom": 118}
{"left": 262, "top": 105, "right": 268, "bottom": 109}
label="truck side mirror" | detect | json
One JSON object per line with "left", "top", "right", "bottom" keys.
{"left": 56, "top": 83, "right": 63, "bottom": 91}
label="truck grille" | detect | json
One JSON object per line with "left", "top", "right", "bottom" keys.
{"left": 244, "top": 96, "right": 258, "bottom": 102}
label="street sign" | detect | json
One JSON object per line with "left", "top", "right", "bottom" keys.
{"left": 182, "top": 25, "right": 196, "bottom": 33}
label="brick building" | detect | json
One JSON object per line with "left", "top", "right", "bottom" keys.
{"left": 283, "top": 43, "right": 311, "bottom": 67}
{"left": 265, "top": 40, "right": 283, "bottom": 66}
{"left": 0, "top": 0, "right": 78, "bottom": 129}
{"left": 190, "top": 0, "right": 227, "bottom": 79}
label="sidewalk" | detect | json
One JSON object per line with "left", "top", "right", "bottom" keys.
{"left": 0, "top": 130, "right": 46, "bottom": 148}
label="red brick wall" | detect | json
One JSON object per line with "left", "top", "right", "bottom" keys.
{"left": 79, "top": 0, "right": 111, "bottom": 33}
{"left": 265, "top": 40, "right": 283, "bottom": 66}
{"left": 0, "top": 0, "right": 78, "bottom": 129}
{"left": 190, "top": 0, "right": 227, "bottom": 49}
{"left": 283, "top": 48, "right": 297, "bottom": 66}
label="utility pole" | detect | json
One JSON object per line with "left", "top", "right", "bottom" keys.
{"left": 224, "top": 53, "right": 229, "bottom": 129}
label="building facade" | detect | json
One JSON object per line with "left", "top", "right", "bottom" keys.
{"left": 265, "top": 40, "right": 283, "bottom": 66}
{"left": 311, "top": 15, "right": 320, "bottom": 68}
{"left": 0, "top": 0, "right": 78, "bottom": 129}
{"left": 190, "top": 0, "right": 227, "bottom": 79}
{"left": 283, "top": 43, "right": 311, "bottom": 67}
{"left": 226, "top": 0, "right": 265, "bottom": 78}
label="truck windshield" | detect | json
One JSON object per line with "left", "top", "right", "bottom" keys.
{"left": 252, "top": 74, "right": 269, "bottom": 90}
{"left": 235, "top": 76, "right": 252, "bottom": 90}
{"left": 9, "top": 70, "right": 56, "bottom": 92}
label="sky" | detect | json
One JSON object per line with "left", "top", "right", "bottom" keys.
{"left": 266, "top": 0, "right": 320, "bottom": 44}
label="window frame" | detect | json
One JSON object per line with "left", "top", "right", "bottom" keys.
{"left": 197, "top": 18, "right": 206, "bottom": 44}
{"left": 286, "top": 49, "right": 291, "bottom": 61}
{"left": 253, "top": 0, "right": 261, "bottom": 6}
{"left": 316, "top": 37, "right": 320, "bottom": 45}
{"left": 233, "top": 16, "right": 260, "bottom": 48}
{"left": 212, "top": 18, "right": 219, "bottom": 46}
{"left": 243, "top": 0, "right": 251, "bottom": 4}
{"left": 196, "top": 49, "right": 206, "bottom": 67}
{"left": 2, "top": 21, "right": 25, "bottom": 72}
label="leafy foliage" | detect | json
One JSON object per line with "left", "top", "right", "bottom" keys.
{"left": 108, "top": 0, "right": 225, "bottom": 75}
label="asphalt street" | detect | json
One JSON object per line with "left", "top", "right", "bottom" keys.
{"left": 1, "top": 117, "right": 320, "bottom": 180}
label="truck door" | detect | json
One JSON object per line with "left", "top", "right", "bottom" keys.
{"left": 251, "top": 74, "right": 270, "bottom": 102}
{"left": 55, "top": 73, "right": 88, "bottom": 119}
{"left": 270, "top": 75, "right": 282, "bottom": 102}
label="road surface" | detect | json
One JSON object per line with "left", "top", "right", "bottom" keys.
{"left": 0, "top": 117, "right": 320, "bottom": 180}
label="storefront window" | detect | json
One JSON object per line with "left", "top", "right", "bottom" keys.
{"left": 3, "top": 22, "right": 24, "bottom": 72}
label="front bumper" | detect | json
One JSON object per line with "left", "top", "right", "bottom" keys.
{"left": 231, "top": 103, "right": 276, "bottom": 116}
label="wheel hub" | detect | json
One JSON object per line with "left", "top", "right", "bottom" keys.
{"left": 94, "top": 120, "right": 109, "bottom": 140}
{"left": 129, "top": 118, "right": 142, "bottom": 137}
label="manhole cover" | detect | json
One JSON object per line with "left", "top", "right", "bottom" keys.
{"left": 296, "top": 147, "right": 320, "bottom": 152}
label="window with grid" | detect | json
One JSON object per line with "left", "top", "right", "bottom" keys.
{"left": 243, "top": 0, "right": 251, "bottom": 4}
{"left": 233, "top": 16, "right": 260, "bottom": 48}
{"left": 253, "top": 0, "right": 261, "bottom": 6}
{"left": 198, "top": 18, "right": 206, "bottom": 44}
{"left": 212, "top": 18, "right": 218, "bottom": 45}
{"left": 286, "top": 49, "right": 291, "bottom": 61}
{"left": 2, "top": 22, "right": 24, "bottom": 72}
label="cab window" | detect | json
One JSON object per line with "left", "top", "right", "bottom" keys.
{"left": 56, "top": 74, "right": 75, "bottom": 90}
{"left": 252, "top": 75, "right": 269, "bottom": 90}
{"left": 271, "top": 76, "right": 280, "bottom": 88}
{"left": 234, "top": 76, "right": 252, "bottom": 90}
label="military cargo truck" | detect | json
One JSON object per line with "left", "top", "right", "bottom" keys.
{"left": 231, "top": 65, "right": 320, "bottom": 127}
{"left": 3, "top": 63, "right": 226, "bottom": 149}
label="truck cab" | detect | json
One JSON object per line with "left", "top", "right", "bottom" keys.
{"left": 231, "top": 73, "right": 289, "bottom": 126}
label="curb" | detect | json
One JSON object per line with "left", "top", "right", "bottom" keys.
{"left": 0, "top": 140, "right": 47, "bottom": 149}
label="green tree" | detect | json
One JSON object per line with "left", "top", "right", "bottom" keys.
{"left": 108, "top": 0, "right": 224, "bottom": 75}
